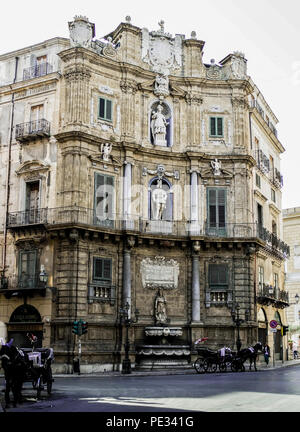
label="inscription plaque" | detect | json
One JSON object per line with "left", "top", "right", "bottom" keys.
{"left": 140, "top": 256, "right": 179, "bottom": 289}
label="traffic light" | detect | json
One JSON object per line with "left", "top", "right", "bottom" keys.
{"left": 82, "top": 321, "right": 88, "bottom": 335}
{"left": 77, "top": 320, "right": 83, "bottom": 337}
{"left": 72, "top": 320, "right": 79, "bottom": 335}
{"left": 282, "top": 325, "right": 289, "bottom": 336}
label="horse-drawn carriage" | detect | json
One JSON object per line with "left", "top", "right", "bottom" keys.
{"left": 0, "top": 334, "right": 54, "bottom": 408}
{"left": 193, "top": 340, "right": 263, "bottom": 374}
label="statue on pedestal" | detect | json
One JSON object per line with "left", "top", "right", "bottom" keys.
{"left": 155, "top": 289, "right": 167, "bottom": 324}
{"left": 151, "top": 104, "right": 168, "bottom": 146}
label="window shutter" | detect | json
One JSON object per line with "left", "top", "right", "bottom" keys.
{"left": 218, "top": 189, "right": 226, "bottom": 227}
{"left": 94, "top": 258, "right": 103, "bottom": 279}
{"left": 208, "top": 189, "right": 217, "bottom": 227}
{"left": 99, "top": 98, "right": 105, "bottom": 118}
{"left": 103, "top": 259, "right": 112, "bottom": 279}
{"left": 106, "top": 100, "right": 112, "bottom": 121}
{"left": 217, "top": 118, "right": 223, "bottom": 136}
{"left": 210, "top": 117, "right": 216, "bottom": 136}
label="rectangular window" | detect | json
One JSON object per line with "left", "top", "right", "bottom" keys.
{"left": 256, "top": 173, "right": 261, "bottom": 188}
{"left": 208, "top": 264, "right": 229, "bottom": 290}
{"left": 94, "top": 172, "right": 114, "bottom": 226}
{"left": 18, "top": 250, "right": 37, "bottom": 289}
{"left": 258, "top": 266, "right": 264, "bottom": 291}
{"left": 271, "top": 188, "right": 276, "bottom": 203}
{"left": 98, "top": 97, "right": 112, "bottom": 121}
{"left": 93, "top": 257, "right": 112, "bottom": 282}
{"left": 207, "top": 188, "right": 226, "bottom": 235}
{"left": 210, "top": 117, "right": 223, "bottom": 137}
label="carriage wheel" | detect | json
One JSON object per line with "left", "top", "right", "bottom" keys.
{"left": 219, "top": 362, "right": 227, "bottom": 373}
{"left": 47, "top": 369, "right": 53, "bottom": 394}
{"left": 36, "top": 376, "right": 43, "bottom": 398}
{"left": 210, "top": 363, "right": 217, "bottom": 373}
{"left": 203, "top": 359, "right": 210, "bottom": 372}
{"left": 231, "top": 360, "right": 239, "bottom": 372}
{"left": 194, "top": 358, "right": 206, "bottom": 374}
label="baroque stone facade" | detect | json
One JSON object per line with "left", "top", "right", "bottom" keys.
{"left": 0, "top": 16, "right": 290, "bottom": 372}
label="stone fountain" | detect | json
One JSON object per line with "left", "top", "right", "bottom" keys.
{"left": 135, "top": 289, "right": 191, "bottom": 370}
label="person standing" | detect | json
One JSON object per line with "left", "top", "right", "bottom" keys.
{"left": 263, "top": 343, "right": 271, "bottom": 365}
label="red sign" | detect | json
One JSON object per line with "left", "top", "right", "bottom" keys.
{"left": 270, "top": 320, "right": 278, "bottom": 329}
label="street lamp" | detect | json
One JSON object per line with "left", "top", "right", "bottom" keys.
{"left": 231, "top": 303, "right": 248, "bottom": 352}
{"left": 119, "top": 302, "right": 139, "bottom": 374}
{"left": 295, "top": 293, "right": 299, "bottom": 304}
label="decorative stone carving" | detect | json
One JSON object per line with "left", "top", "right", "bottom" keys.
{"left": 142, "top": 21, "right": 182, "bottom": 75}
{"left": 145, "top": 327, "right": 183, "bottom": 337}
{"left": 154, "top": 74, "right": 169, "bottom": 97}
{"left": 151, "top": 104, "right": 168, "bottom": 146}
{"left": 154, "top": 289, "right": 168, "bottom": 324}
{"left": 211, "top": 159, "right": 222, "bottom": 176}
{"left": 68, "top": 16, "right": 95, "bottom": 48}
{"left": 102, "top": 37, "right": 117, "bottom": 58}
{"left": 101, "top": 143, "right": 112, "bottom": 161}
{"left": 231, "top": 51, "right": 247, "bottom": 79}
{"left": 140, "top": 256, "right": 179, "bottom": 290}
{"left": 143, "top": 164, "right": 180, "bottom": 181}
{"left": 206, "top": 59, "right": 222, "bottom": 80}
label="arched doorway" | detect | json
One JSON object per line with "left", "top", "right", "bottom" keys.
{"left": 7, "top": 304, "right": 43, "bottom": 348}
{"left": 257, "top": 308, "right": 268, "bottom": 345}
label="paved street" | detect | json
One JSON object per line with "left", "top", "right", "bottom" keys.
{"left": 1, "top": 363, "right": 300, "bottom": 413}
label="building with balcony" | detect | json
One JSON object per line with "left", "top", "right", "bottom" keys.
{"left": 0, "top": 15, "right": 290, "bottom": 371}
{"left": 283, "top": 207, "right": 300, "bottom": 358}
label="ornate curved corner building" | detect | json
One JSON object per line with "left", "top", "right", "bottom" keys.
{"left": 0, "top": 16, "right": 290, "bottom": 372}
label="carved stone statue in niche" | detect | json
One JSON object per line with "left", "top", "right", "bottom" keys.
{"left": 155, "top": 289, "right": 168, "bottom": 324}
{"left": 151, "top": 104, "right": 168, "bottom": 146}
{"left": 152, "top": 187, "right": 168, "bottom": 220}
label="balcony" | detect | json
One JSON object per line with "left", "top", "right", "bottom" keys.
{"left": 257, "top": 284, "right": 289, "bottom": 309}
{"left": 205, "top": 290, "right": 233, "bottom": 308}
{"left": 0, "top": 274, "right": 47, "bottom": 299}
{"left": 271, "top": 168, "right": 283, "bottom": 189}
{"left": 88, "top": 282, "right": 115, "bottom": 305}
{"left": 255, "top": 150, "right": 270, "bottom": 175}
{"left": 251, "top": 100, "right": 278, "bottom": 138}
{"left": 15, "top": 119, "right": 51, "bottom": 142}
{"left": 8, "top": 209, "right": 48, "bottom": 227}
{"left": 23, "top": 62, "right": 53, "bottom": 80}
{"left": 257, "top": 226, "right": 290, "bottom": 257}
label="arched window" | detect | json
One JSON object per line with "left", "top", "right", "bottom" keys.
{"left": 149, "top": 177, "right": 173, "bottom": 221}
{"left": 150, "top": 101, "right": 172, "bottom": 147}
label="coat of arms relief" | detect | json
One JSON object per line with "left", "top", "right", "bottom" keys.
{"left": 142, "top": 21, "right": 183, "bottom": 76}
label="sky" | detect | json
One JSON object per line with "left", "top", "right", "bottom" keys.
{"left": 1, "top": 0, "right": 299, "bottom": 210}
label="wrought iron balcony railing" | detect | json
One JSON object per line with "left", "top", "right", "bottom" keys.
{"left": 257, "top": 283, "right": 289, "bottom": 308}
{"left": 15, "top": 119, "right": 51, "bottom": 141}
{"left": 23, "top": 62, "right": 53, "bottom": 80}
{"left": 251, "top": 100, "right": 278, "bottom": 138}
{"left": 6, "top": 207, "right": 290, "bottom": 256}
{"left": 0, "top": 274, "right": 47, "bottom": 298}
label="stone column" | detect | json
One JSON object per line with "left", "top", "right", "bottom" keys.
{"left": 122, "top": 237, "right": 135, "bottom": 318}
{"left": 192, "top": 241, "right": 201, "bottom": 322}
{"left": 190, "top": 171, "right": 198, "bottom": 221}
{"left": 123, "top": 162, "right": 132, "bottom": 218}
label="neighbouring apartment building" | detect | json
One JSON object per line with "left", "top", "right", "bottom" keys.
{"left": 283, "top": 208, "right": 300, "bottom": 357}
{"left": 0, "top": 16, "right": 290, "bottom": 372}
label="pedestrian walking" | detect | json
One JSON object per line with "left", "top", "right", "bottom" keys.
{"left": 293, "top": 342, "right": 299, "bottom": 360}
{"left": 263, "top": 343, "right": 271, "bottom": 365}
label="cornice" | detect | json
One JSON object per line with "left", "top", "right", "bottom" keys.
{"left": 250, "top": 108, "right": 285, "bottom": 154}
{"left": 0, "top": 73, "right": 60, "bottom": 96}
{"left": 254, "top": 189, "right": 268, "bottom": 203}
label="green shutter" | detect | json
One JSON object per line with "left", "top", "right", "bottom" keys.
{"left": 98, "top": 98, "right": 112, "bottom": 121}
{"left": 93, "top": 257, "right": 112, "bottom": 282}
{"left": 217, "top": 118, "right": 223, "bottom": 136}
{"left": 207, "top": 188, "right": 226, "bottom": 234}
{"left": 210, "top": 117, "right": 216, "bottom": 136}
{"left": 209, "top": 264, "right": 228, "bottom": 289}
{"left": 94, "top": 173, "right": 114, "bottom": 222}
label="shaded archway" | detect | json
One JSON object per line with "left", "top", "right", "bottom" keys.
{"left": 257, "top": 308, "right": 268, "bottom": 345}
{"left": 274, "top": 311, "right": 282, "bottom": 360}
{"left": 8, "top": 304, "right": 43, "bottom": 348}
